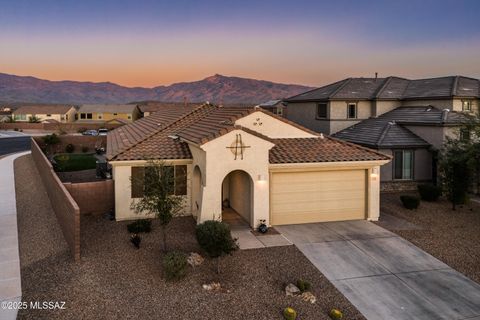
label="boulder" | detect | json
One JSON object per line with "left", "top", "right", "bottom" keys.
{"left": 285, "top": 283, "right": 301, "bottom": 297}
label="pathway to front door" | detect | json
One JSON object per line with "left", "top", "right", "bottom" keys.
{"left": 276, "top": 220, "right": 480, "bottom": 320}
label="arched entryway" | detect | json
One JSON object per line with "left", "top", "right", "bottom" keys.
{"left": 192, "top": 166, "right": 203, "bottom": 220}
{"left": 221, "top": 170, "right": 253, "bottom": 227}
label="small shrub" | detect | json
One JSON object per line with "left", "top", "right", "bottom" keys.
{"left": 417, "top": 184, "right": 442, "bottom": 201}
{"left": 127, "top": 219, "right": 152, "bottom": 233}
{"left": 196, "top": 220, "right": 238, "bottom": 274}
{"left": 283, "top": 307, "right": 297, "bottom": 320}
{"left": 130, "top": 234, "right": 141, "bottom": 249}
{"left": 400, "top": 195, "right": 420, "bottom": 210}
{"left": 81, "top": 146, "right": 89, "bottom": 153}
{"left": 163, "top": 251, "right": 187, "bottom": 281}
{"left": 14, "top": 128, "right": 19, "bottom": 131}
{"left": 65, "top": 143, "right": 75, "bottom": 153}
{"left": 329, "top": 309, "right": 343, "bottom": 319}
{"left": 296, "top": 279, "right": 312, "bottom": 292}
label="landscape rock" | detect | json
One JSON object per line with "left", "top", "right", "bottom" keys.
{"left": 187, "top": 252, "right": 204, "bottom": 267}
{"left": 301, "top": 291, "right": 317, "bottom": 304}
{"left": 285, "top": 283, "right": 301, "bottom": 296}
{"left": 202, "top": 282, "right": 221, "bottom": 291}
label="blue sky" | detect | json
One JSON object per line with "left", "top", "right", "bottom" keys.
{"left": 0, "top": 0, "right": 479, "bottom": 86}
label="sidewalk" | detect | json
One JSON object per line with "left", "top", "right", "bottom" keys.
{"left": 0, "top": 151, "right": 30, "bottom": 320}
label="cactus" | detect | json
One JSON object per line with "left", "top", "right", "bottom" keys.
{"left": 329, "top": 308, "right": 343, "bottom": 319}
{"left": 283, "top": 307, "right": 297, "bottom": 320}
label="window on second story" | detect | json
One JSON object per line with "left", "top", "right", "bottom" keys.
{"left": 276, "top": 107, "right": 283, "bottom": 117}
{"left": 347, "top": 103, "right": 357, "bottom": 119}
{"left": 462, "top": 100, "right": 472, "bottom": 112}
{"left": 317, "top": 103, "right": 327, "bottom": 119}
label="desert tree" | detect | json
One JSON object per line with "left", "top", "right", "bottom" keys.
{"left": 28, "top": 115, "right": 41, "bottom": 123}
{"left": 130, "top": 160, "right": 184, "bottom": 252}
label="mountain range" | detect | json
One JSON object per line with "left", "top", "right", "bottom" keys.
{"left": 0, "top": 73, "right": 313, "bottom": 105}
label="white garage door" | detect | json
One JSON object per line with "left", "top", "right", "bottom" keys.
{"left": 270, "top": 169, "right": 367, "bottom": 225}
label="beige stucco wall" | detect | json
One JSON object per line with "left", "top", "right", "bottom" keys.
{"left": 329, "top": 100, "right": 372, "bottom": 119}
{"left": 198, "top": 129, "right": 274, "bottom": 228}
{"left": 373, "top": 100, "right": 402, "bottom": 117}
{"left": 235, "top": 111, "right": 316, "bottom": 138}
{"left": 110, "top": 159, "right": 193, "bottom": 221}
{"left": 452, "top": 98, "right": 479, "bottom": 113}
{"left": 284, "top": 102, "right": 331, "bottom": 134}
{"left": 13, "top": 107, "right": 76, "bottom": 123}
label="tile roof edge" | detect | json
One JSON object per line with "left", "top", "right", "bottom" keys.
{"left": 329, "top": 78, "right": 353, "bottom": 98}
{"left": 108, "top": 103, "right": 214, "bottom": 160}
{"left": 325, "top": 135, "right": 392, "bottom": 160}
{"left": 283, "top": 78, "right": 350, "bottom": 101}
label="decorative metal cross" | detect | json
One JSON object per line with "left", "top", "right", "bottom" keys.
{"left": 226, "top": 133, "right": 251, "bottom": 160}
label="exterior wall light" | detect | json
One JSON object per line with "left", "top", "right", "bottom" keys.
{"left": 257, "top": 174, "right": 266, "bottom": 182}
{"left": 370, "top": 167, "right": 379, "bottom": 180}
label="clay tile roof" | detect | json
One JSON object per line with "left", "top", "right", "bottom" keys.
{"left": 14, "top": 105, "right": 74, "bottom": 115}
{"left": 108, "top": 103, "right": 390, "bottom": 163}
{"left": 269, "top": 136, "right": 391, "bottom": 164}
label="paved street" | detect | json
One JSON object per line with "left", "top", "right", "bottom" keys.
{"left": 0, "top": 136, "right": 31, "bottom": 157}
{"left": 277, "top": 220, "right": 480, "bottom": 320}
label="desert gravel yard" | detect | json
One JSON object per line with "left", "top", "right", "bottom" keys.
{"left": 14, "top": 154, "right": 365, "bottom": 320}
{"left": 379, "top": 192, "right": 480, "bottom": 284}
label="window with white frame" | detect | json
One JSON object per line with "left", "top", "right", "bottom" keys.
{"left": 347, "top": 103, "right": 357, "bottom": 119}
{"left": 393, "top": 150, "right": 414, "bottom": 180}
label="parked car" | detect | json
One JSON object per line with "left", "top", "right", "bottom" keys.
{"left": 82, "top": 129, "right": 98, "bottom": 136}
{"left": 98, "top": 128, "right": 108, "bottom": 136}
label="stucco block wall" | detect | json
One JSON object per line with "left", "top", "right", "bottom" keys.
{"left": 31, "top": 138, "right": 81, "bottom": 261}
{"left": 379, "top": 148, "right": 432, "bottom": 182}
{"left": 285, "top": 102, "right": 331, "bottom": 134}
{"left": 111, "top": 161, "right": 192, "bottom": 221}
{"left": 64, "top": 180, "right": 114, "bottom": 215}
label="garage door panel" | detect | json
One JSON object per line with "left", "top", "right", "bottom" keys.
{"left": 271, "top": 170, "right": 366, "bottom": 225}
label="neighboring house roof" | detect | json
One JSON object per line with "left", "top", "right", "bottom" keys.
{"left": 285, "top": 75, "right": 480, "bottom": 102}
{"left": 105, "top": 118, "right": 131, "bottom": 125}
{"left": 78, "top": 104, "right": 138, "bottom": 114}
{"left": 333, "top": 106, "right": 470, "bottom": 149}
{"left": 137, "top": 102, "right": 202, "bottom": 114}
{"left": 13, "top": 105, "right": 74, "bottom": 115}
{"left": 107, "top": 104, "right": 390, "bottom": 163}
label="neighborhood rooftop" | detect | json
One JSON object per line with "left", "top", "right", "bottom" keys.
{"left": 13, "top": 104, "right": 74, "bottom": 114}
{"left": 77, "top": 104, "right": 139, "bottom": 113}
{"left": 285, "top": 75, "right": 480, "bottom": 101}
{"left": 107, "top": 103, "right": 390, "bottom": 162}
{"left": 333, "top": 106, "right": 469, "bottom": 148}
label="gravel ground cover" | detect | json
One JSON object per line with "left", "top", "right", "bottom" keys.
{"left": 379, "top": 192, "right": 480, "bottom": 284}
{"left": 14, "top": 154, "right": 365, "bottom": 320}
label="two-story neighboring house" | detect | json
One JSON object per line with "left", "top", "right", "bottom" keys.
{"left": 284, "top": 76, "right": 478, "bottom": 190}
{"left": 12, "top": 105, "right": 77, "bottom": 123}
{"left": 76, "top": 104, "right": 141, "bottom": 123}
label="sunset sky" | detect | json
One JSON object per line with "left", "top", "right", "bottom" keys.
{"left": 1, "top": 0, "right": 479, "bottom": 87}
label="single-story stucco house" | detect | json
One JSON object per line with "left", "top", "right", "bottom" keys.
{"left": 106, "top": 103, "right": 390, "bottom": 228}
{"left": 12, "top": 104, "right": 77, "bottom": 122}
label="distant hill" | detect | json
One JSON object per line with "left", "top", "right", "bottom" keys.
{"left": 0, "top": 73, "right": 312, "bottom": 105}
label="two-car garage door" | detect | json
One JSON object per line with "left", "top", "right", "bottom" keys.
{"left": 270, "top": 169, "right": 367, "bottom": 225}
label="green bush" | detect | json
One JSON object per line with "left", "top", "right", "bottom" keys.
{"left": 417, "top": 184, "right": 442, "bottom": 201}
{"left": 81, "top": 146, "right": 89, "bottom": 153}
{"left": 283, "top": 307, "right": 297, "bottom": 320}
{"left": 163, "top": 251, "right": 187, "bottom": 281}
{"left": 195, "top": 221, "right": 237, "bottom": 258}
{"left": 127, "top": 219, "right": 152, "bottom": 233}
{"left": 65, "top": 143, "right": 75, "bottom": 153}
{"left": 296, "top": 279, "right": 312, "bottom": 292}
{"left": 400, "top": 195, "right": 420, "bottom": 210}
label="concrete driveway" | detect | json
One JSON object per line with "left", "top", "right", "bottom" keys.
{"left": 276, "top": 220, "right": 480, "bottom": 320}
